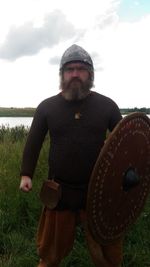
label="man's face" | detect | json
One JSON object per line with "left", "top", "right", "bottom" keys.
{"left": 60, "top": 62, "right": 92, "bottom": 101}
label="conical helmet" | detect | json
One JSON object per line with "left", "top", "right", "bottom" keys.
{"left": 60, "top": 44, "right": 94, "bottom": 70}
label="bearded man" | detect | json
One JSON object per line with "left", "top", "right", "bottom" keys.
{"left": 19, "top": 44, "right": 123, "bottom": 267}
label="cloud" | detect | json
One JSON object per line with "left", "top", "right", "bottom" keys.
{"left": 49, "top": 56, "right": 60, "bottom": 65}
{"left": 95, "top": 5, "right": 119, "bottom": 30}
{"left": 0, "top": 1, "right": 119, "bottom": 63}
{"left": 0, "top": 10, "right": 77, "bottom": 61}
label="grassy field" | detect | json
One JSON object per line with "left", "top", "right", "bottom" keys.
{"left": 0, "top": 107, "right": 35, "bottom": 117}
{"left": 0, "top": 126, "right": 149, "bottom": 267}
{"left": 0, "top": 106, "right": 150, "bottom": 117}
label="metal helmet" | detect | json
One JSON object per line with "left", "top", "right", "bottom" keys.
{"left": 59, "top": 44, "right": 94, "bottom": 70}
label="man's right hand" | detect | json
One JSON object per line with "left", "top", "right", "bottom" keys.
{"left": 19, "top": 176, "right": 32, "bottom": 192}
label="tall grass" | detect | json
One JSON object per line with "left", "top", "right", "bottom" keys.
{"left": 0, "top": 126, "right": 149, "bottom": 267}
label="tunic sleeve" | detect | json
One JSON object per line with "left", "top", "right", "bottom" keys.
{"left": 108, "top": 102, "right": 122, "bottom": 132}
{"left": 20, "top": 103, "right": 48, "bottom": 178}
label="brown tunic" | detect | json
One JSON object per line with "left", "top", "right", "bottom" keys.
{"left": 20, "top": 91, "right": 122, "bottom": 209}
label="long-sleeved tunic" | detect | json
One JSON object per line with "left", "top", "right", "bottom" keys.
{"left": 20, "top": 91, "right": 122, "bottom": 209}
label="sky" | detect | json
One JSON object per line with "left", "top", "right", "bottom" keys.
{"left": 0, "top": 0, "right": 150, "bottom": 108}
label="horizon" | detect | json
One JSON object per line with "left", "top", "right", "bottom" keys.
{"left": 0, "top": 106, "right": 150, "bottom": 110}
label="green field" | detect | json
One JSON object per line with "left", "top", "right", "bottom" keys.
{"left": 0, "top": 107, "right": 35, "bottom": 117}
{"left": 0, "top": 107, "right": 150, "bottom": 117}
{"left": 0, "top": 127, "right": 149, "bottom": 267}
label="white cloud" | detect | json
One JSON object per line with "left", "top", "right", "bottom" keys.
{"left": 94, "top": 15, "right": 150, "bottom": 107}
{"left": 0, "top": 10, "right": 77, "bottom": 60}
{"left": 0, "top": 0, "right": 150, "bottom": 108}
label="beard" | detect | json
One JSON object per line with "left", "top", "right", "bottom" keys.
{"left": 60, "top": 77, "right": 92, "bottom": 101}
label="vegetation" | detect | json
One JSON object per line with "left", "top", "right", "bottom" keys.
{"left": 120, "top": 107, "right": 150, "bottom": 115}
{"left": 0, "top": 106, "right": 150, "bottom": 117}
{"left": 0, "top": 126, "right": 149, "bottom": 267}
{"left": 0, "top": 107, "right": 35, "bottom": 117}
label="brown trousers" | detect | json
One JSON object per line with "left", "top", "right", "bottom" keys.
{"left": 36, "top": 208, "right": 123, "bottom": 267}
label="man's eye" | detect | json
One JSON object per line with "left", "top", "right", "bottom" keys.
{"left": 79, "top": 67, "right": 86, "bottom": 71}
{"left": 64, "top": 66, "right": 87, "bottom": 72}
{"left": 65, "top": 68, "right": 73, "bottom": 72}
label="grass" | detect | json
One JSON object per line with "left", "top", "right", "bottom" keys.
{"left": 0, "top": 126, "right": 149, "bottom": 267}
{"left": 0, "top": 107, "right": 35, "bottom": 117}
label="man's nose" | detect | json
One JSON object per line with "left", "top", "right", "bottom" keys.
{"left": 71, "top": 68, "right": 79, "bottom": 77}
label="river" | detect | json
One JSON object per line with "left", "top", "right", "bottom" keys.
{"left": 0, "top": 117, "right": 33, "bottom": 128}
{"left": 0, "top": 115, "right": 150, "bottom": 128}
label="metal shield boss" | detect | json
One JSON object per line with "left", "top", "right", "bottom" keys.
{"left": 87, "top": 112, "right": 150, "bottom": 244}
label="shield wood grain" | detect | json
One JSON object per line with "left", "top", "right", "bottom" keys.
{"left": 87, "top": 112, "right": 150, "bottom": 244}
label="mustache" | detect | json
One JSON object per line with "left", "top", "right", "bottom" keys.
{"left": 68, "top": 77, "right": 83, "bottom": 85}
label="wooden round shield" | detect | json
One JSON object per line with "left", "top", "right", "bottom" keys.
{"left": 87, "top": 112, "right": 150, "bottom": 244}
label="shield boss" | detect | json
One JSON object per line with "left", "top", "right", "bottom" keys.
{"left": 87, "top": 112, "right": 150, "bottom": 244}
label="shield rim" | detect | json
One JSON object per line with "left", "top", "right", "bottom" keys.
{"left": 87, "top": 112, "right": 150, "bottom": 244}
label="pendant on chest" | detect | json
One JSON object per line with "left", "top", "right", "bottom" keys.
{"left": 75, "top": 112, "right": 82, "bottom": 119}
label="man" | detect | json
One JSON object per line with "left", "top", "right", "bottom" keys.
{"left": 19, "top": 44, "right": 123, "bottom": 267}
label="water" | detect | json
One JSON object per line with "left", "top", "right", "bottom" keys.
{"left": 0, "top": 115, "right": 149, "bottom": 128}
{"left": 0, "top": 117, "right": 33, "bottom": 128}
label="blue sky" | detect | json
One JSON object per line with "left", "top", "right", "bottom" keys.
{"left": 118, "top": 0, "right": 150, "bottom": 21}
{"left": 0, "top": 0, "right": 150, "bottom": 108}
